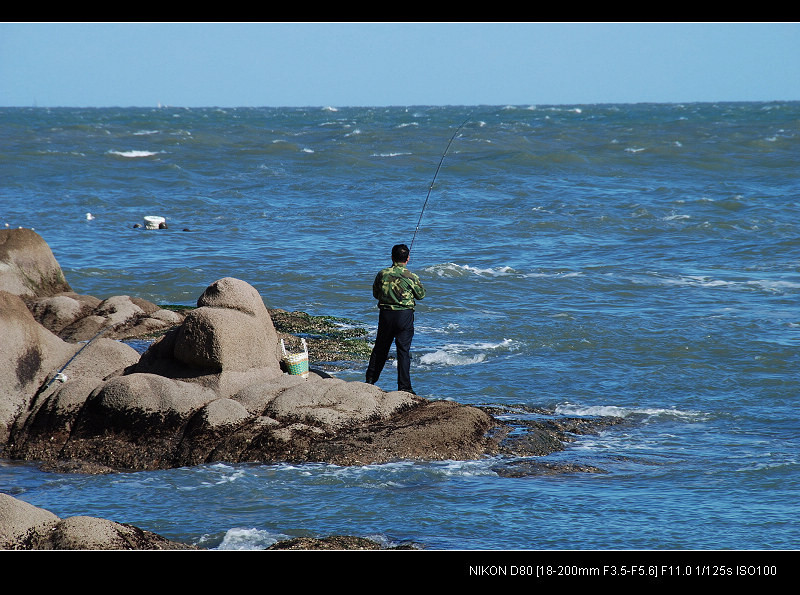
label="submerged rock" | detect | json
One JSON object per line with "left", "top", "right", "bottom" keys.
{"left": 267, "top": 535, "right": 419, "bottom": 550}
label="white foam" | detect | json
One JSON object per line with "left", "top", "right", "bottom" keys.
{"left": 425, "top": 262, "right": 518, "bottom": 278}
{"left": 555, "top": 402, "right": 708, "bottom": 421}
{"left": 655, "top": 273, "right": 800, "bottom": 294}
{"left": 107, "top": 150, "right": 159, "bottom": 158}
{"left": 420, "top": 350, "right": 486, "bottom": 366}
{"left": 214, "top": 527, "right": 288, "bottom": 550}
{"left": 419, "top": 338, "right": 518, "bottom": 366}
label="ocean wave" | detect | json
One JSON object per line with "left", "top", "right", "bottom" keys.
{"left": 425, "top": 262, "right": 519, "bottom": 278}
{"left": 424, "top": 262, "right": 589, "bottom": 281}
{"left": 36, "top": 149, "right": 87, "bottom": 157}
{"left": 655, "top": 273, "right": 800, "bottom": 294}
{"left": 419, "top": 338, "right": 518, "bottom": 366}
{"left": 106, "top": 150, "right": 161, "bottom": 158}
{"left": 555, "top": 402, "right": 707, "bottom": 421}
{"left": 420, "top": 350, "right": 486, "bottom": 366}
{"left": 213, "top": 527, "right": 289, "bottom": 550}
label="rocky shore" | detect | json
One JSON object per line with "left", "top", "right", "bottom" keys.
{"left": 1, "top": 228, "right": 625, "bottom": 549}
{"left": 0, "top": 492, "right": 412, "bottom": 550}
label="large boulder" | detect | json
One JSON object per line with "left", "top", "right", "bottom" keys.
{"left": 0, "top": 288, "right": 142, "bottom": 447}
{"left": 0, "top": 290, "right": 74, "bottom": 444}
{"left": 55, "top": 373, "right": 220, "bottom": 471}
{"left": 174, "top": 277, "right": 282, "bottom": 373}
{"left": 0, "top": 228, "right": 71, "bottom": 297}
{"left": 131, "top": 277, "right": 284, "bottom": 397}
{"left": 0, "top": 493, "right": 196, "bottom": 550}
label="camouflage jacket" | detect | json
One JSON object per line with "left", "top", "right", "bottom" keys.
{"left": 372, "top": 263, "right": 426, "bottom": 310}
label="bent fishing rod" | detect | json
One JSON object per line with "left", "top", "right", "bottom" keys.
{"left": 409, "top": 117, "right": 470, "bottom": 253}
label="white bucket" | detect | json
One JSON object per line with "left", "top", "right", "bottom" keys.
{"left": 144, "top": 215, "right": 165, "bottom": 229}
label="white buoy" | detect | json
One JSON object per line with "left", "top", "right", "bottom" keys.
{"left": 86, "top": 212, "right": 94, "bottom": 220}
{"left": 144, "top": 215, "right": 166, "bottom": 229}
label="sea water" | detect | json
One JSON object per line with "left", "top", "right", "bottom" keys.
{"left": 0, "top": 103, "right": 798, "bottom": 552}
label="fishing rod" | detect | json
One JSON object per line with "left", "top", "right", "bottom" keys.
{"left": 410, "top": 117, "right": 470, "bottom": 252}
{"left": 39, "top": 322, "right": 117, "bottom": 393}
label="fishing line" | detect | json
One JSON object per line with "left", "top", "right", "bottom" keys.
{"left": 410, "top": 117, "right": 469, "bottom": 252}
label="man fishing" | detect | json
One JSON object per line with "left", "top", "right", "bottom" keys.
{"left": 365, "top": 244, "right": 426, "bottom": 394}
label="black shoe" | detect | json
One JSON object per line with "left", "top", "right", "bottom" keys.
{"left": 400, "top": 387, "right": 416, "bottom": 395}
{"left": 365, "top": 374, "right": 375, "bottom": 385}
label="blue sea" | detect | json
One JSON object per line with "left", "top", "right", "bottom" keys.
{"left": 1, "top": 103, "right": 798, "bottom": 559}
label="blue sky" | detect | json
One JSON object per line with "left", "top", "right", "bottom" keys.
{"left": 1, "top": 22, "right": 798, "bottom": 107}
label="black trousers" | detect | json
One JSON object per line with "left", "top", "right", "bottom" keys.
{"left": 366, "top": 308, "right": 415, "bottom": 392}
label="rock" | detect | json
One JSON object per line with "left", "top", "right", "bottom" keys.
{"left": 230, "top": 374, "right": 317, "bottom": 415}
{"left": 298, "top": 399, "right": 500, "bottom": 467}
{"left": 172, "top": 277, "right": 282, "bottom": 374}
{"left": 0, "top": 492, "right": 60, "bottom": 548}
{"left": 0, "top": 492, "right": 408, "bottom": 550}
{"left": 0, "top": 287, "right": 142, "bottom": 448}
{"left": 0, "top": 493, "right": 196, "bottom": 550}
{"left": 266, "top": 535, "right": 419, "bottom": 550}
{"left": 491, "top": 460, "right": 609, "bottom": 477}
{"left": 55, "top": 373, "right": 219, "bottom": 471}
{"left": 26, "top": 292, "right": 101, "bottom": 335}
{"left": 0, "top": 228, "right": 72, "bottom": 297}
{"left": 0, "top": 290, "right": 74, "bottom": 444}
{"left": 52, "top": 294, "right": 185, "bottom": 343}
{"left": 264, "top": 379, "right": 417, "bottom": 430}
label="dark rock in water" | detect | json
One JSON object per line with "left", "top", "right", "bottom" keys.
{"left": 492, "top": 460, "right": 609, "bottom": 477}
{"left": 267, "top": 535, "right": 419, "bottom": 550}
